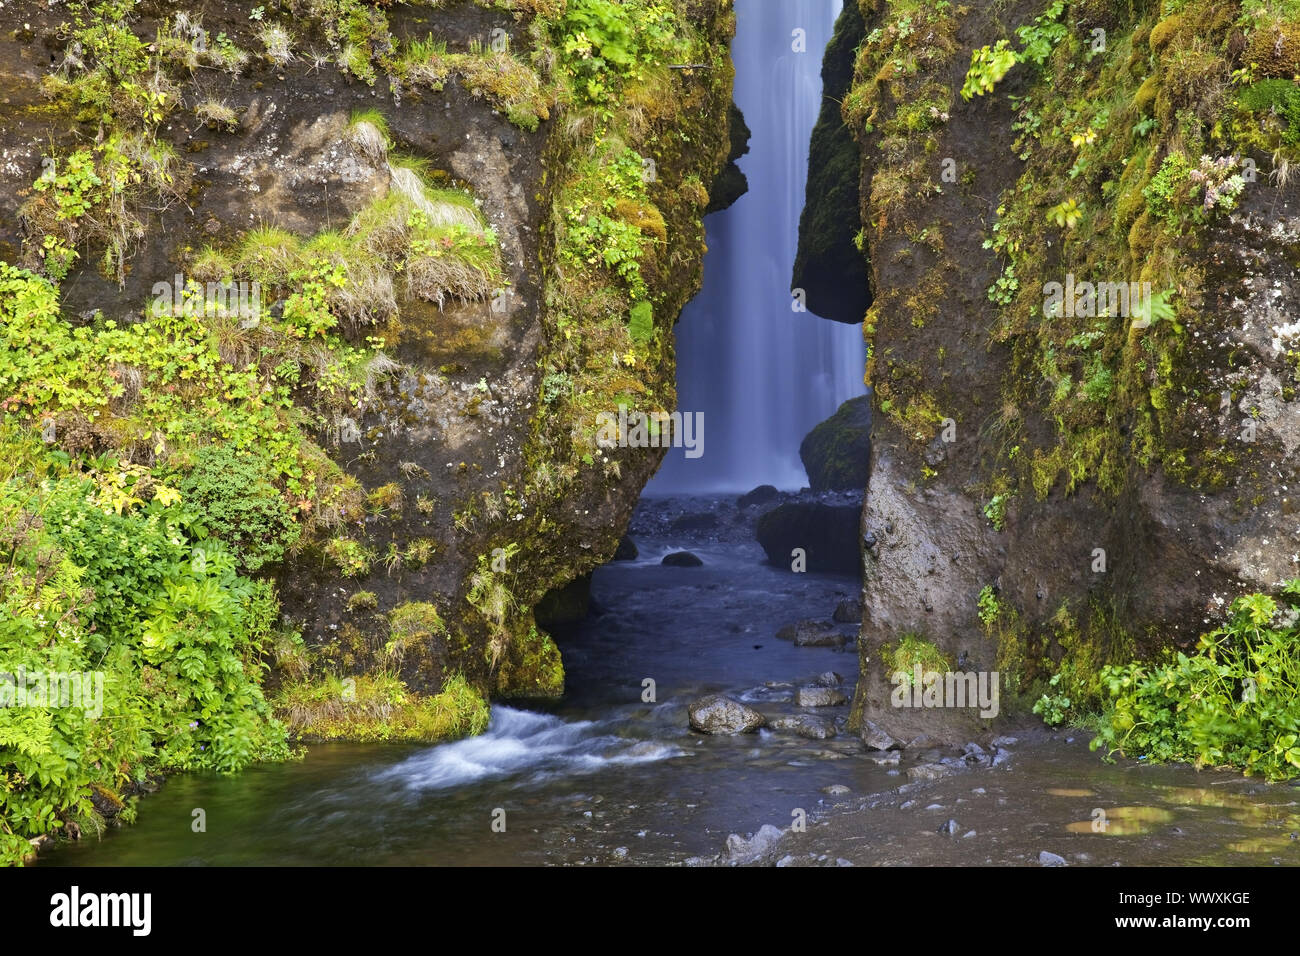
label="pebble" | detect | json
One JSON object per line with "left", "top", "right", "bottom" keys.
{"left": 1038, "top": 850, "right": 1068, "bottom": 867}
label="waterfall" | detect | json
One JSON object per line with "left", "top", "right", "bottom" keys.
{"left": 649, "top": 0, "right": 866, "bottom": 494}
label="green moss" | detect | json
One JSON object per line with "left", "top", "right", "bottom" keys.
{"left": 275, "top": 673, "right": 489, "bottom": 742}
{"left": 496, "top": 624, "right": 565, "bottom": 698}
{"left": 881, "top": 632, "right": 952, "bottom": 684}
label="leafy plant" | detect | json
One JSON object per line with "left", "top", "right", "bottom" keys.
{"left": 961, "top": 40, "right": 1017, "bottom": 100}
{"left": 1093, "top": 583, "right": 1300, "bottom": 780}
{"left": 1033, "top": 672, "right": 1072, "bottom": 725}
{"left": 1047, "top": 198, "right": 1084, "bottom": 229}
{"left": 177, "top": 445, "right": 300, "bottom": 574}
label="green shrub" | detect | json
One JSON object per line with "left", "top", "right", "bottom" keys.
{"left": 178, "top": 445, "right": 300, "bottom": 574}
{"left": 0, "top": 435, "right": 288, "bottom": 865}
{"left": 1093, "top": 583, "right": 1300, "bottom": 780}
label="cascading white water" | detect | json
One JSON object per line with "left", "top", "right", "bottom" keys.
{"left": 650, "top": 0, "right": 866, "bottom": 493}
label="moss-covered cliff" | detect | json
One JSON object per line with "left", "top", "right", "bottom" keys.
{"left": 0, "top": 0, "right": 735, "bottom": 858}
{"left": 828, "top": 0, "right": 1300, "bottom": 741}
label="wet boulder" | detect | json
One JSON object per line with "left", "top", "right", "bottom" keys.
{"left": 756, "top": 501, "right": 861, "bottom": 573}
{"left": 799, "top": 395, "right": 872, "bottom": 492}
{"left": 722, "top": 823, "right": 785, "bottom": 865}
{"left": 613, "top": 535, "right": 638, "bottom": 561}
{"left": 738, "top": 484, "right": 781, "bottom": 508}
{"left": 662, "top": 551, "right": 704, "bottom": 567}
{"left": 688, "top": 695, "right": 766, "bottom": 734}
{"left": 860, "top": 720, "right": 900, "bottom": 751}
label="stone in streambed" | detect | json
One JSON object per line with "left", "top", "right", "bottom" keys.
{"left": 769, "top": 714, "right": 837, "bottom": 739}
{"left": 1038, "top": 851, "right": 1067, "bottom": 867}
{"left": 612, "top": 535, "right": 638, "bottom": 561}
{"left": 860, "top": 720, "right": 899, "bottom": 751}
{"left": 907, "top": 762, "right": 952, "bottom": 782}
{"left": 688, "top": 695, "right": 766, "bottom": 734}
{"left": 795, "top": 686, "right": 848, "bottom": 708}
{"left": 723, "top": 824, "right": 785, "bottom": 865}
{"left": 775, "top": 620, "right": 849, "bottom": 647}
{"left": 662, "top": 551, "right": 703, "bottom": 567}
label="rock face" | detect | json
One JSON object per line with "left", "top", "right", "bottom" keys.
{"left": 800, "top": 395, "right": 873, "bottom": 491}
{"left": 688, "top": 695, "right": 767, "bottom": 735}
{"left": 790, "top": 0, "right": 871, "bottom": 324}
{"left": 757, "top": 501, "right": 862, "bottom": 574}
{"left": 0, "top": 0, "right": 739, "bottom": 735}
{"left": 817, "top": 0, "right": 1300, "bottom": 745}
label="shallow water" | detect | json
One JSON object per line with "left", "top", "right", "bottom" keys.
{"left": 41, "top": 500, "right": 1300, "bottom": 867}
{"left": 44, "top": 517, "right": 883, "bottom": 866}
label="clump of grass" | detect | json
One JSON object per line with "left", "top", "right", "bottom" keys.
{"left": 367, "top": 481, "right": 404, "bottom": 515}
{"left": 258, "top": 23, "right": 295, "bottom": 67}
{"left": 190, "top": 245, "right": 233, "bottom": 283}
{"left": 401, "top": 35, "right": 550, "bottom": 131}
{"left": 324, "top": 536, "right": 375, "bottom": 578}
{"left": 345, "top": 590, "right": 378, "bottom": 613}
{"left": 236, "top": 225, "right": 303, "bottom": 287}
{"left": 301, "top": 229, "right": 398, "bottom": 327}
{"left": 195, "top": 97, "right": 238, "bottom": 130}
{"left": 346, "top": 109, "right": 391, "bottom": 164}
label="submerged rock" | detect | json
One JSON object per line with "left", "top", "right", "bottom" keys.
{"left": 832, "top": 597, "right": 863, "bottom": 623}
{"left": 688, "top": 695, "right": 766, "bottom": 735}
{"left": 662, "top": 551, "right": 704, "bottom": 567}
{"left": 906, "top": 763, "right": 952, "bottom": 782}
{"left": 775, "top": 620, "right": 849, "bottom": 647}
